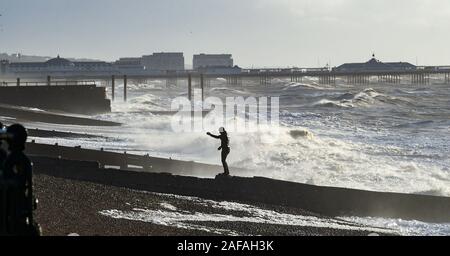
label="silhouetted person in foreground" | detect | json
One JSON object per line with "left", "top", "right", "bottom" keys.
{"left": 0, "top": 122, "right": 7, "bottom": 168}
{"left": 2, "top": 124, "right": 40, "bottom": 236}
{"left": 207, "top": 127, "right": 230, "bottom": 176}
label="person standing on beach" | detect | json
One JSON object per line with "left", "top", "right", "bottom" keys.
{"left": 0, "top": 122, "right": 7, "bottom": 169}
{"left": 207, "top": 127, "right": 230, "bottom": 176}
{"left": 2, "top": 124, "right": 40, "bottom": 235}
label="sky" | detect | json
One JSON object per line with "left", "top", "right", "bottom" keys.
{"left": 0, "top": 0, "right": 450, "bottom": 68}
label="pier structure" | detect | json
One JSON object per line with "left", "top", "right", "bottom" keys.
{"left": 123, "top": 75, "right": 127, "bottom": 102}
{"left": 200, "top": 74, "right": 205, "bottom": 102}
{"left": 188, "top": 74, "right": 192, "bottom": 101}
{"left": 132, "top": 78, "right": 148, "bottom": 86}
{"left": 184, "top": 73, "right": 208, "bottom": 103}
{"left": 4, "top": 67, "right": 450, "bottom": 107}
{"left": 411, "top": 73, "right": 430, "bottom": 85}
{"left": 111, "top": 75, "right": 115, "bottom": 101}
{"left": 204, "top": 77, "right": 212, "bottom": 87}
{"left": 290, "top": 74, "right": 303, "bottom": 83}
{"left": 378, "top": 74, "right": 401, "bottom": 84}
{"left": 346, "top": 74, "right": 370, "bottom": 85}
{"left": 225, "top": 75, "right": 242, "bottom": 85}
{"left": 225, "top": 75, "right": 242, "bottom": 86}
{"left": 259, "top": 74, "right": 271, "bottom": 85}
{"left": 109, "top": 75, "right": 130, "bottom": 102}
{"left": 318, "top": 75, "right": 336, "bottom": 85}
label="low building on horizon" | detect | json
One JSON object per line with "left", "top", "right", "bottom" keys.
{"left": 193, "top": 54, "right": 233, "bottom": 70}
{"left": 334, "top": 55, "right": 416, "bottom": 72}
{"left": 113, "top": 57, "right": 145, "bottom": 72}
{"left": 141, "top": 52, "right": 185, "bottom": 72}
{"left": 1, "top": 55, "right": 116, "bottom": 76}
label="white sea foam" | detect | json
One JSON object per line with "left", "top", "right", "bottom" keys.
{"left": 27, "top": 80, "right": 450, "bottom": 199}
{"left": 340, "top": 216, "right": 450, "bottom": 236}
{"left": 99, "top": 193, "right": 394, "bottom": 235}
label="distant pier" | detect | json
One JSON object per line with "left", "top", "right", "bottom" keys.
{"left": 1, "top": 67, "right": 450, "bottom": 106}
{"left": 82, "top": 68, "right": 450, "bottom": 100}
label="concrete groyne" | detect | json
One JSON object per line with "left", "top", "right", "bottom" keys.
{"left": 0, "top": 84, "right": 110, "bottom": 115}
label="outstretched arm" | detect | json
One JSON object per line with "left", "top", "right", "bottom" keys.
{"left": 206, "top": 132, "right": 220, "bottom": 139}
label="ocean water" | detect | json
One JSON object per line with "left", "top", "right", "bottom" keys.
{"left": 28, "top": 77, "right": 450, "bottom": 197}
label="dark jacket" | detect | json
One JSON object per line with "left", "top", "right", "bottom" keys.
{"left": 0, "top": 145, "right": 6, "bottom": 173}
{"left": 208, "top": 132, "right": 230, "bottom": 150}
{"left": 3, "top": 151, "right": 33, "bottom": 214}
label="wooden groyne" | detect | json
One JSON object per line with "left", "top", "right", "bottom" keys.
{"left": 25, "top": 142, "right": 248, "bottom": 177}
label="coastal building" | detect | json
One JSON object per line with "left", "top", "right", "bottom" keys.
{"left": 113, "top": 57, "right": 144, "bottom": 71}
{"left": 193, "top": 54, "right": 233, "bottom": 70}
{"left": 334, "top": 55, "right": 416, "bottom": 72}
{"left": 141, "top": 52, "right": 184, "bottom": 71}
{"left": 3, "top": 55, "right": 116, "bottom": 76}
{"left": 0, "top": 53, "right": 50, "bottom": 63}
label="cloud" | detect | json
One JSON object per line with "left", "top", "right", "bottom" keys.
{"left": 258, "top": 0, "right": 450, "bottom": 28}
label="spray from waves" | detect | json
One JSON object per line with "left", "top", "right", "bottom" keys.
{"left": 111, "top": 81, "right": 167, "bottom": 91}
{"left": 90, "top": 81, "right": 450, "bottom": 198}
{"left": 98, "top": 106, "right": 450, "bottom": 197}
{"left": 312, "top": 99, "right": 354, "bottom": 108}
{"left": 231, "top": 126, "right": 450, "bottom": 197}
{"left": 208, "top": 87, "right": 249, "bottom": 95}
{"left": 340, "top": 216, "right": 450, "bottom": 236}
{"left": 282, "top": 82, "right": 326, "bottom": 90}
{"left": 111, "top": 93, "right": 169, "bottom": 112}
{"left": 310, "top": 88, "right": 413, "bottom": 108}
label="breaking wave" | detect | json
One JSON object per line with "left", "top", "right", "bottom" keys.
{"left": 311, "top": 88, "right": 413, "bottom": 108}
{"left": 34, "top": 79, "right": 450, "bottom": 198}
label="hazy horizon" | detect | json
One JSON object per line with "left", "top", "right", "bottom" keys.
{"left": 1, "top": 0, "right": 450, "bottom": 68}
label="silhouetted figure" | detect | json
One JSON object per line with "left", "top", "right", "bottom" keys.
{"left": 2, "top": 124, "right": 40, "bottom": 236}
{"left": 207, "top": 127, "right": 230, "bottom": 176}
{"left": 0, "top": 122, "right": 7, "bottom": 168}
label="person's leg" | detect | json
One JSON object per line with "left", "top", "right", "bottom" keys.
{"left": 221, "top": 149, "right": 230, "bottom": 175}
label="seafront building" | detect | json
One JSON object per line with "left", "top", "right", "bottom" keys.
{"left": 1, "top": 55, "right": 116, "bottom": 76}
{"left": 193, "top": 54, "right": 234, "bottom": 70}
{"left": 334, "top": 55, "right": 416, "bottom": 72}
{"left": 0, "top": 53, "right": 423, "bottom": 78}
{"left": 113, "top": 57, "right": 145, "bottom": 72}
{"left": 0, "top": 53, "right": 186, "bottom": 77}
{"left": 141, "top": 52, "right": 185, "bottom": 71}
